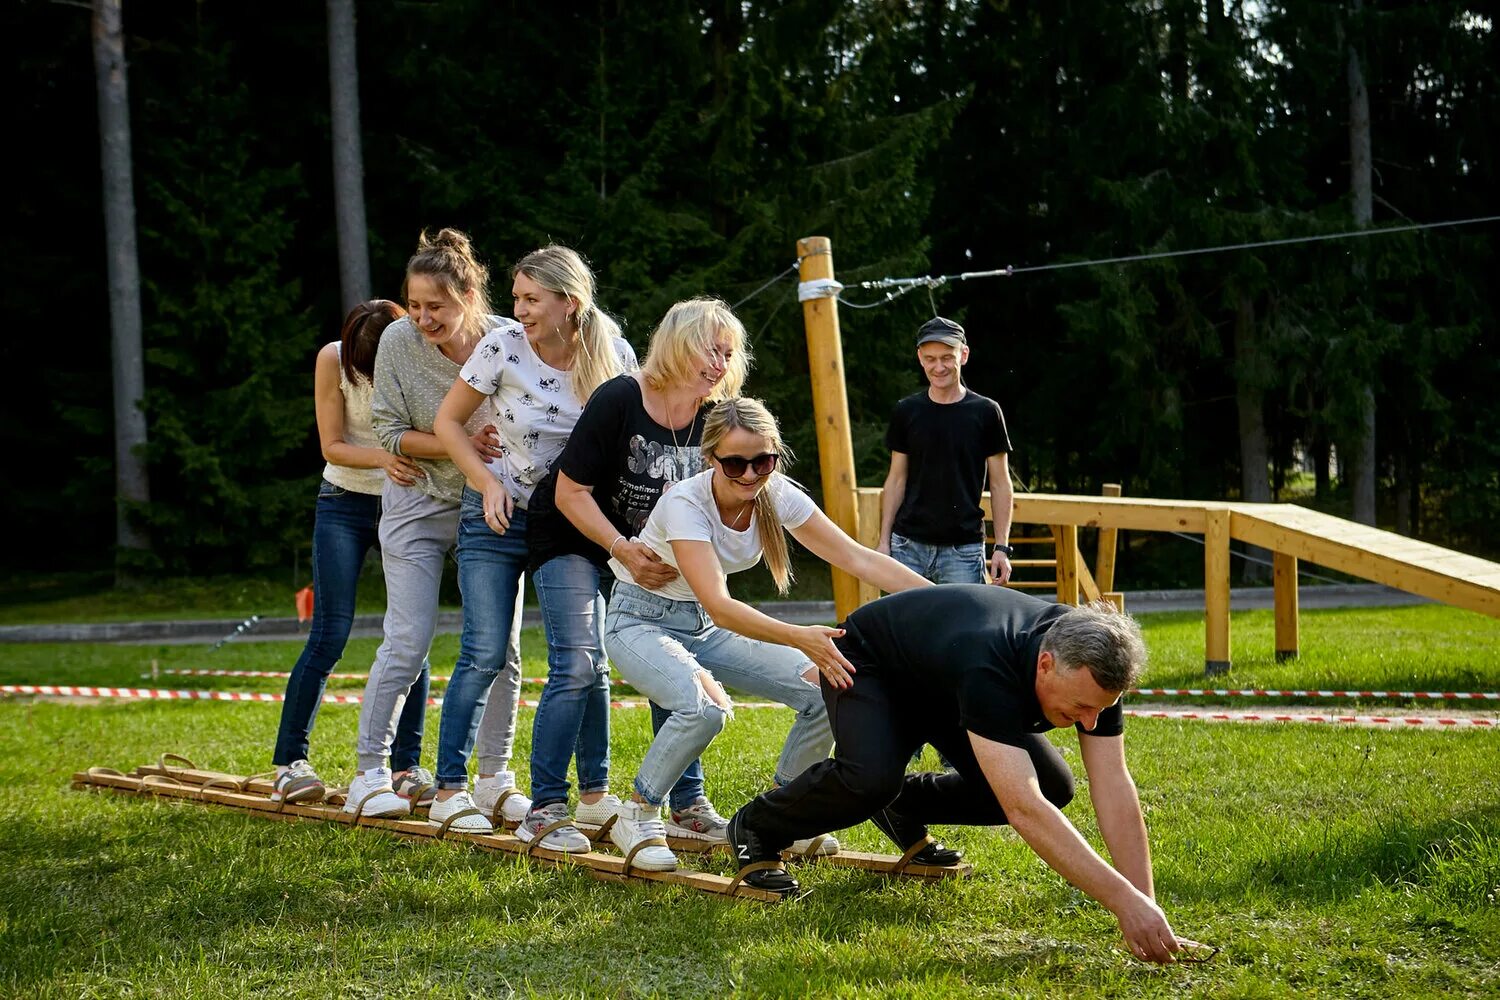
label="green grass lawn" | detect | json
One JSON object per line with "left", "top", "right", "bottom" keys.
{"left": 1, "top": 605, "right": 1497, "bottom": 996}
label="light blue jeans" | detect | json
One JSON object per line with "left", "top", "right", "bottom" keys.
{"left": 890, "top": 533, "right": 986, "bottom": 585}
{"left": 603, "top": 582, "right": 832, "bottom": 808}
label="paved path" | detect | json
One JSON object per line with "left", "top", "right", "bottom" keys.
{"left": 0, "top": 584, "right": 1432, "bottom": 646}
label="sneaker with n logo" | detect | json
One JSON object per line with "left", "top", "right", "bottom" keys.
{"left": 726, "top": 807, "right": 798, "bottom": 895}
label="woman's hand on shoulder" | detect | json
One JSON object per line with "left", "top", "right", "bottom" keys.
{"left": 381, "top": 452, "right": 426, "bottom": 487}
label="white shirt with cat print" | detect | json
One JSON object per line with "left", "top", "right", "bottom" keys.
{"left": 460, "top": 320, "right": 633, "bottom": 508}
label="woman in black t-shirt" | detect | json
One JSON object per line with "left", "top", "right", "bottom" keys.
{"left": 526, "top": 297, "right": 747, "bottom": 845}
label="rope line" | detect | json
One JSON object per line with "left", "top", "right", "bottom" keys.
{"left": 837, "top": 213, "right": 1500, "bottom": 308}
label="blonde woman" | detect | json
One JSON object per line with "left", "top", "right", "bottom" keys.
{"left": 429, "top": 245, "right": 635, "bottom": 841}
{"left": 538, "top": 298, "right": 746, "bottom": 845}
{"left": 600, "top": 398, "right": 930, "bottom": 877}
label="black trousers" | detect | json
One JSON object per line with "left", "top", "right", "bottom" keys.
{"left": 743, "top": 654, "right": 1075, "bottom": 850}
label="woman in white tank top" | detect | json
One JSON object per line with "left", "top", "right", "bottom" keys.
{"left": 269, "top": 300, "right": 425, "bottom": 804}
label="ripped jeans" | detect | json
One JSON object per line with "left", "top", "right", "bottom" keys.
{"left": 603, "top": 582, "right": 832, "bottom": 807}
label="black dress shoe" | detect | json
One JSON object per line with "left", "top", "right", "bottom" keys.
{"left": 727, "top": 809, "right": 800, "bottom": 894}
{"left": 870, "top": 806, "right": 964, "bottom": 867}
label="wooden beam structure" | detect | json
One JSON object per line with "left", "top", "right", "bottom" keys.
{"left": 852, "top": 487, "right": 1500, "bottom": 674}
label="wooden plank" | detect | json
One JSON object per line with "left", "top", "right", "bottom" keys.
{"left": 1273, "top": 552, "right": 1299, "bottom": 661}
{"left": 1074, "top": 547, "right": 1102, "bottom": 603}
{"left": 1095, "top": 484, "right": 1122, "bottom": 592}
{"left": 1016, "top": 496, "right": 1211, "bottom": 533}
{"left": 77, "top": 768, "right": 783, "bottom": 902}
{"left": 1204, "top": 509, "right": 1231, "bottom": 675}
{"left": 1054, "top": 525, "right": 1080, "bottom": 606}
{"left": 855, "top": 489, "right": 882, "bottom": 608}
{"left": 1230, "top": 511, "right": 1500, "bottom": 617}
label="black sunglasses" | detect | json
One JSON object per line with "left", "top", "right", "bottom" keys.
{"left": 714, "top": 452, "right": 779, "bottom": 478}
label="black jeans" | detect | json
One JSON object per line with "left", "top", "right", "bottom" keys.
{"left": 743, "top": 645, "right": 1075, "bottom": 851}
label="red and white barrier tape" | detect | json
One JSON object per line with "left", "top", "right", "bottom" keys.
{"left": 144, "top": 671, "right": 1500, "bottom": 702}
{"left": 6, "top": 684, "right": 1494, "bottom": 728}
{"left": 146, "top": 668, "right": 624, "bottom": 686}
{"left": 1132, "top": 688, "right": 1499, "bottom": 701}
{"left": 0, "top": 685, "right": 776, "bottom": 711}
{"left": 1124, "top": 708, "right": 1493, "bottom": 728}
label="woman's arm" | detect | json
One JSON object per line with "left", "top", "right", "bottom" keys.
{"left": 315, "top": 345, "right": 424, "bottom": 486}
{"left": 788, "top": 507, "right": 932, "bottom": 594}
{"left": 435, "top": 377, "right": 512, "bottom": 533}
{"left": 555, "top": 471, "right": 678, "bottom": 589}
{"left": 671, "top": 538, "right": 855, "bottom": 689}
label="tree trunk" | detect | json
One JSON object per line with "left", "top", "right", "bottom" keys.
{"left": 1344, "top": 0, "right": 1377, "bottom": 525}
{"left": 1234, "top": 290, "right": 1271, "bottom": 582}
{"left": 326, "top": 0, "right": 370, "bottom": 310}
{"left": 92, "top": 0, "right": 152, "bottom": 577}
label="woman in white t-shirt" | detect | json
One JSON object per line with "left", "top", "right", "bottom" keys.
{"left": 601, "top": 398, "right": 930, "bottom": 879}
{"left": 430, "top": 245, "right": 634, "bottom": 840}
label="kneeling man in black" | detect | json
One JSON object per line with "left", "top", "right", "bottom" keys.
{"left": 729, "top": 585, "right": 1186, "bottom": 964}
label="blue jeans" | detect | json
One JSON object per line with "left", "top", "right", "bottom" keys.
{"left": 528, "top": 555, "right": 612, "bottom": 808}
{"left": 604, "top": 583, "right": 832, "bottom": 808}
{"left": 890, "top": 533, "right": 986, "bottom": 585}
{"left": 274, "top": 480, "right": 429, "bottom": 769}
{"left": 436, "top": 491, "right": 527, "bottom": 789}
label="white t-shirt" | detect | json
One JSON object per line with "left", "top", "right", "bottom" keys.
{"left": 459, "top": 320, "right": 633, "bottom": 508}
{"left": 612, "top": 468, "right": 817, "bottom": 602}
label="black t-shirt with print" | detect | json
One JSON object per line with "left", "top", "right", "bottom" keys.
{"left": 839, "top": 584, "right": 1124, "bottom": 746}
{"left": 886, "top": 389, "right": 1012, "bottom": 545}
{"left": 527, "top": 375, "right": 712, "bottom": 572}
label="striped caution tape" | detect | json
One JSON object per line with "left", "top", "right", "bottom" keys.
{"left": 144, "top": 668, "right": 625, "bottom": 686}
{"left": 1124, "top": 708, "right": 1493, "bottom": 728}
{"left": 1132, "top": 688, "right": 1499, "bottom": 701}
{"left": 0, "top": 684, "right": 777, "bottom": 710}
{"left": 6, "top": 685, "right": 1494, "bottom": 728}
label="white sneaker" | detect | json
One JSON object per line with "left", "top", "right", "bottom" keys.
{"left": 474, "top": 771, "right": 532, "bottom": 826}
{"left": 609, "top": 800, "right": 677, "bottom": 871}
{"left": 573, "top": 793, "right": 623, "bottom": 829}
{"left": 427, "top": 790, "right": 493, "bottom": 835}
{"left": 516, "top": 802, "right": 591, "bottom": 853}
{"left": 342, "top": 768, "right": 409, "bottom": 819}
{"left": 788, "top": 832, "right": 842, "bottom": 857}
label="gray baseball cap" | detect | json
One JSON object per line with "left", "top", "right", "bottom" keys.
{"left": 916, "top": 317, "right": 966, "bottom": 348}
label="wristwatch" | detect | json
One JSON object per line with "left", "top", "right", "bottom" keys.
{"left": 993, "top": 543, "right": 1015, "bottom": 558}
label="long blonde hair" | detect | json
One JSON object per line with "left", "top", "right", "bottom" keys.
{"left": 701, "top": 398, "right": 797, "bottom": 594}
{"left": 513, "top": 245, "right": 625, "bottom": 404}
{"left": 640, "top": 297, "right": 749, "bottom": 403}
{"left": 402, "top": 228, "right": 492, "bottom": 344}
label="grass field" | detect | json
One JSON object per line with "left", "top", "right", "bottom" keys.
{"left": 1, "top": 605, "right": 1498, "bottom": 997}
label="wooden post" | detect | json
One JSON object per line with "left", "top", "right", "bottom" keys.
{"left": 1054, "top": 524, "right": 1080, "bottom": 606}
{"left": 1204, "top": 508, "right": 1231, "bottom": 675}
{"left": 855, "top": 489, "right": 883, "bottom": 608}
{"left": 1273, "top": 552, "right": 1300, "bottom": 661}
{"left": 1095, "top": 483, "right": 1121, "bottom": 591}
{"left": 797, "top": 236, "right": 862, "bottom": 621}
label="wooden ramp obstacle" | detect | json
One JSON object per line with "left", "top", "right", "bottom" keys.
{"left": 71, "top": 755, "right": 969, "bottom": 902}
{"left": 854, "top": 486, "right": 1500, "bottom": 675}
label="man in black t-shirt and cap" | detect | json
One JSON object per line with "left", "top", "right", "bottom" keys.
{"left": 877, "top": 317, "right": 1016, "bottom": 585}
{"left": 727, "top": 585, "right": 1187, "bottom": 965}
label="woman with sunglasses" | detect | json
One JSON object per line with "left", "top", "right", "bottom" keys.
{"left": 600, "top": 397, "right": 930, "bottom": 872}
